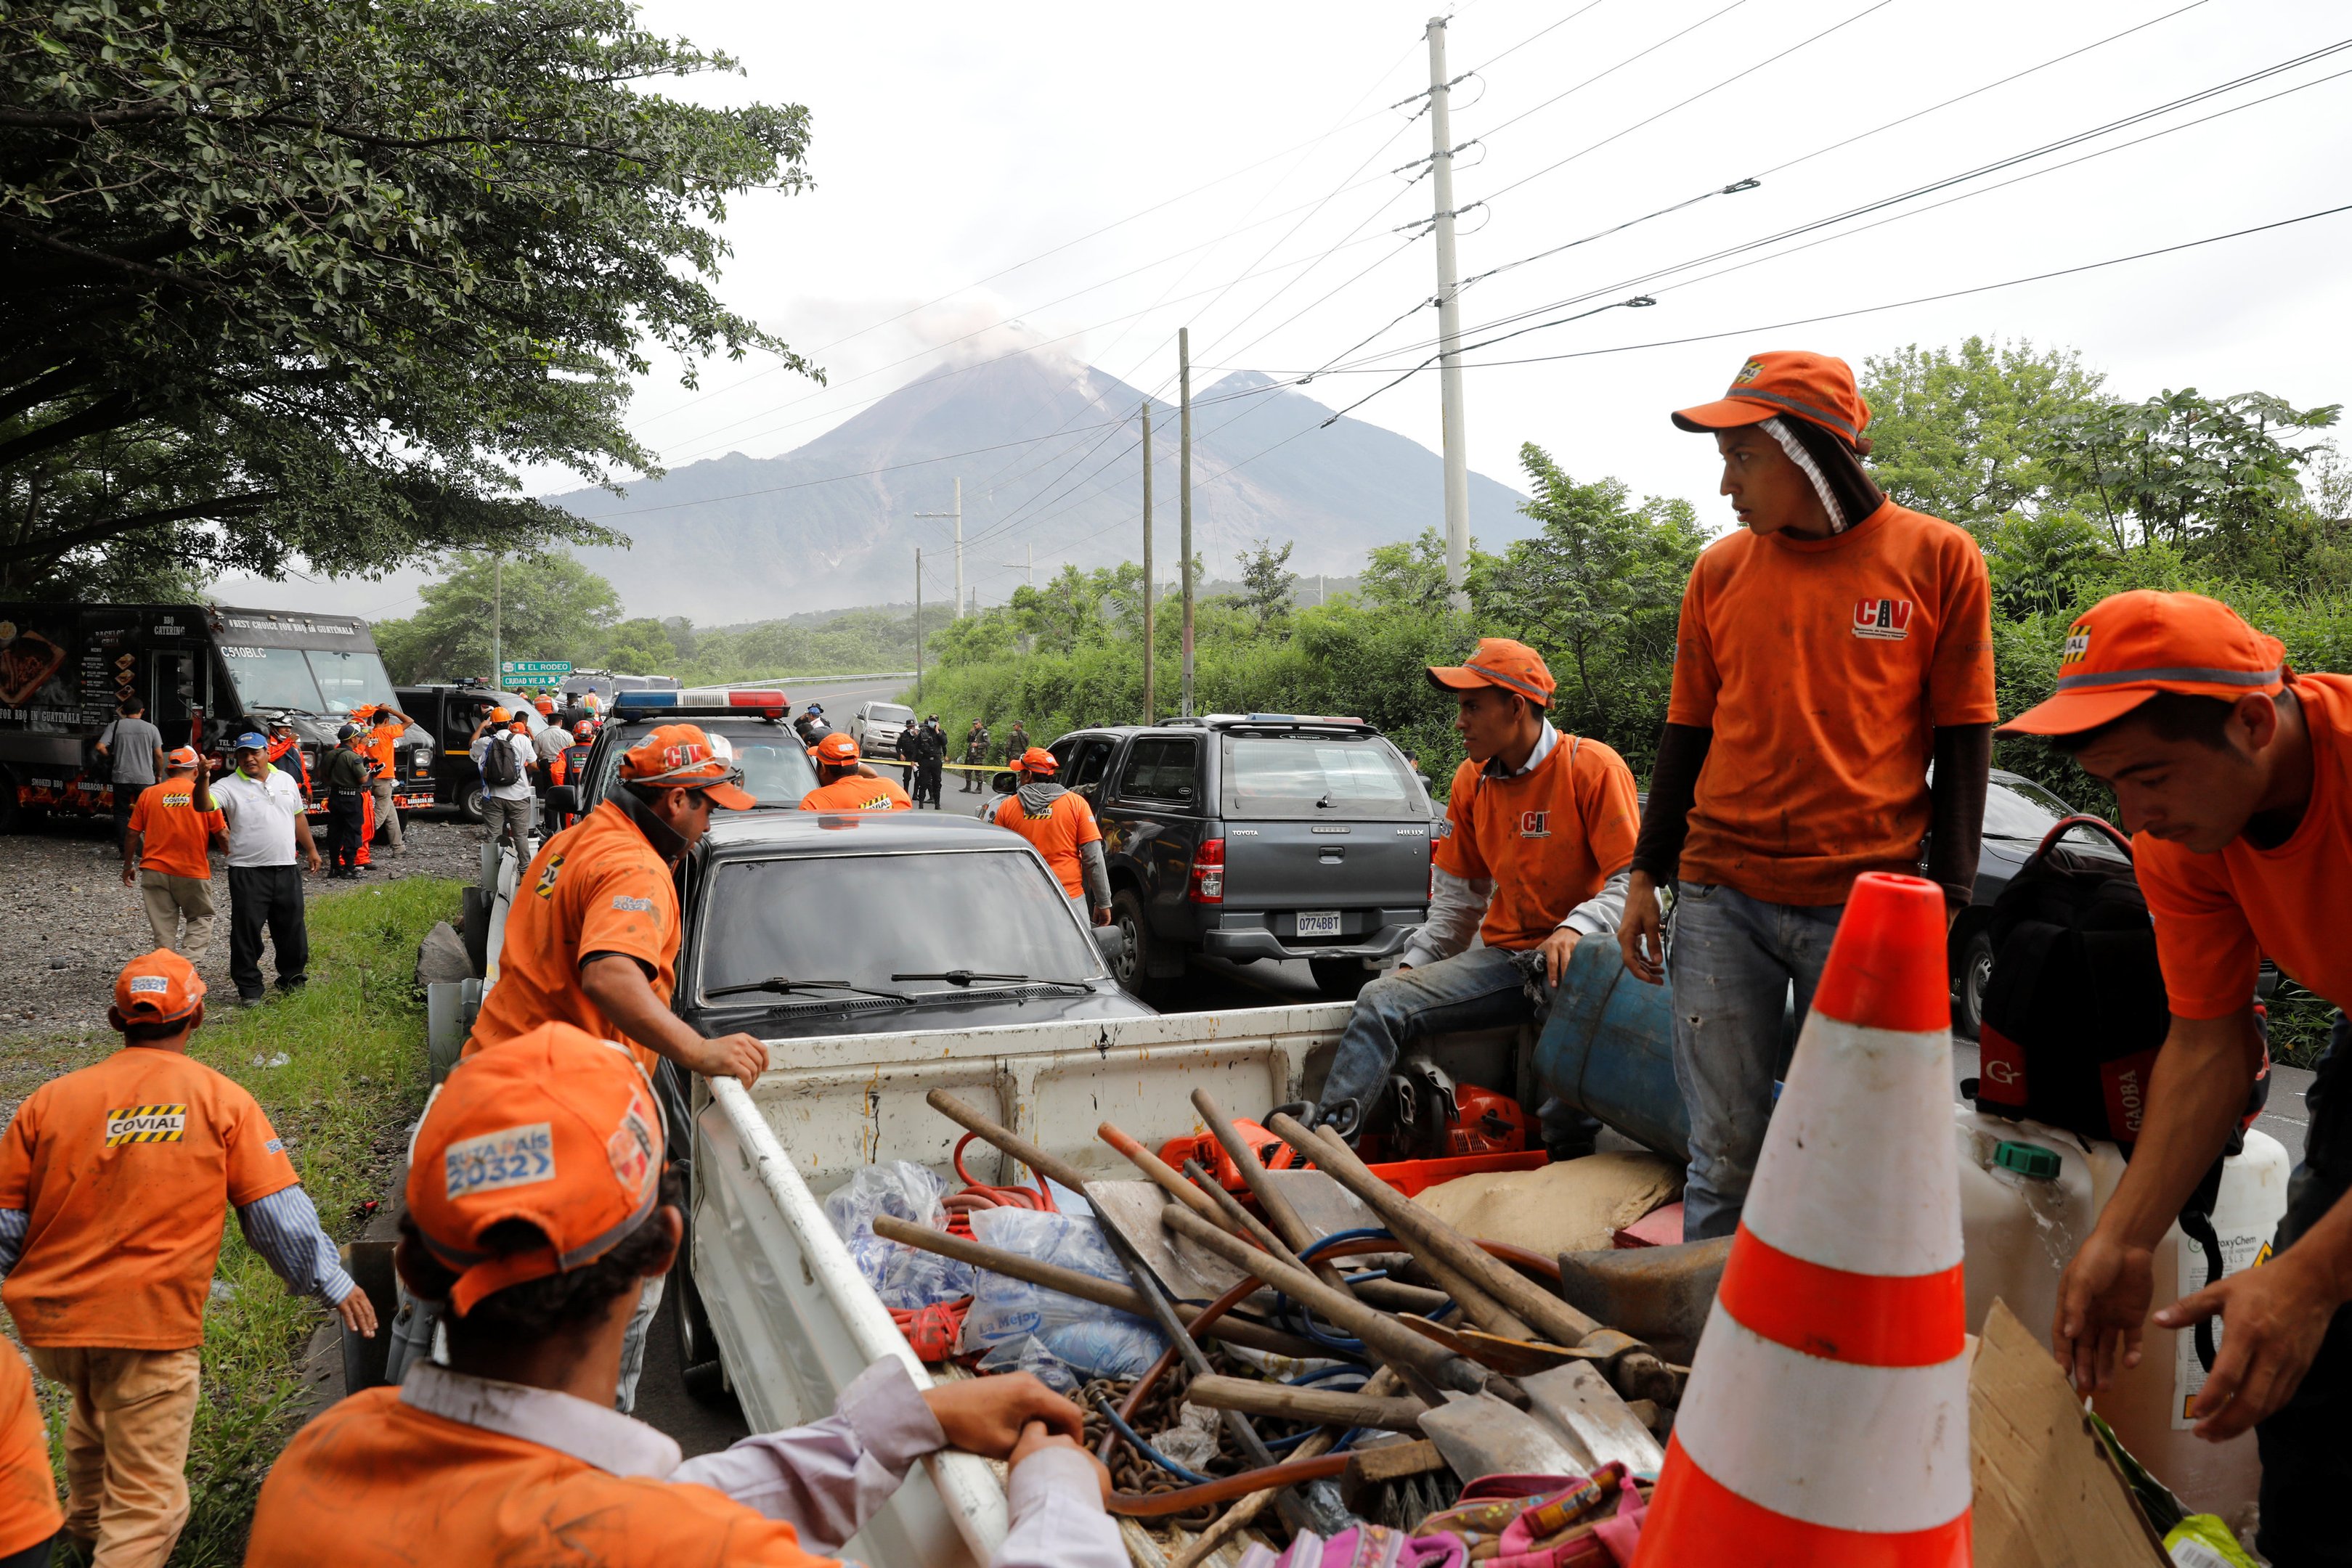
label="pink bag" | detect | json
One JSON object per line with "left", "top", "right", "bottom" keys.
{"left": 1236, "top": 1522, "right": 1468, "bottom": 1568}
{"left": 1489, "top": 1464, "right": 1647, "bottom": 1568}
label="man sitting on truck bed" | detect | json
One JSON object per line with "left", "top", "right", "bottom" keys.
{"left": 245, "top": 1023, "right": 1121, "bottom": 1568}
{"left": 1319, "top": 638, "right": 1639, "bottom": 1156}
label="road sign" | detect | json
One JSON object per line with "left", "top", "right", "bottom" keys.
{"left": 501, "top": 660, "right": 573, "bottom": 678}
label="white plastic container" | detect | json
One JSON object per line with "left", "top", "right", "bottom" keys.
{"left": 1954, "top": 1106, "right": 2290, "bottom": 1523}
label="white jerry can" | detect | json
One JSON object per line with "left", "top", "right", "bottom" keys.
{"left": 1953, "top": 1106, "right": 2291, "bottom": 1524}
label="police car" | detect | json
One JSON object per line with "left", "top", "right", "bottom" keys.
{"left": 545, "top": 687, "right": 818, "bottom": 825}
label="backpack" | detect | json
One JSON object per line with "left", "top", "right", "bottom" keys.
{"left": 479, "top": 732, "right": 520, "bottom": 789}
{"left": 1967, "top": 814, "right": 2268, "bottom": 1370}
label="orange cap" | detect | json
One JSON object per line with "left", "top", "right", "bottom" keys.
{"left": 165, "top": 746, "right": 199, "bottom": 769}
{"left": 1018, "top": 746, "right": 1058, "bottom": 774}
{"left": 407, "top": 1024, "right": 667, "bottom": 1316}
{"left": 487, "top": 707, "right": 511, "bottom": 722}
{"left": 1671, "top": 350, "right": 1871, "bottom": 449}
{"left": 113, "top": 950, "right": 206, "bottom": 1027}
{"left": 813, "top": 732, "right": 860, "bottom": 767}
{"left": 1426, "top": 637, "right": 1556, "bottom": 706}
{"left": 618, "top": 722, "right": 756, "bottom": 809}
{"left": 1998, "top": 589, "right": 2289, "bottom": 738}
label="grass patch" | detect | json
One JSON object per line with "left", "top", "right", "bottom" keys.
{"left": 6, "top": 878, "right": 459, "bottom": 1566}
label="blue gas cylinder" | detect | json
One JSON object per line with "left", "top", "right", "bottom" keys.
{"left": 1531, "top": 936, "right": 1690, "bottom": 1161}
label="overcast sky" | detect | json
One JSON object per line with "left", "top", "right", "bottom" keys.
{"left": 243, "top": 0, "right": 2352, "bottom": 619}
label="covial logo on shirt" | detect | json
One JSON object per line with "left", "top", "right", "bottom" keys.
{"left": 1518, "top": 809, "right": 1550, "bottom": 839}
{"left": 1852, "top": 597, "right": 1915, "bottom": 641}
{"left": 444, "top": 1123, "right": 555, "bottom": 1199}
{"left": 106, "top": 1105, "right": 188, "bottom": 1146}
{"left": 533, "top": 852, "right": 565, "bottom": 900}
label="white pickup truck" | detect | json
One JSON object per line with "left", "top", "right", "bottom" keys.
{"left": 683, "top": 1002, "right": 1533, "bottom": 1568}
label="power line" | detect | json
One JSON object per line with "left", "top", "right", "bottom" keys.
{"left": 1462, "top": 0, "right": 1614, "bottom": 75}
{"left": 1472, "top": 0, "right": 1902, "bottom": 208}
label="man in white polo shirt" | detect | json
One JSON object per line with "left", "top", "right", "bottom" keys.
{"left": 213, "top": 732, "right": 322, "bottom": 1005}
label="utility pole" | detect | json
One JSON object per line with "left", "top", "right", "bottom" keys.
{"left": 490, "top": 553, "right": 502, "bottom": 687}
{"left": 1025, "top": 542, "right": 1033, "bottom": 589}
{"left": 1179, "top": 327, "right": 1195, "bottom": 718}
{"left": 913, "top": 548, "right": 924, "bottom": 703}
{"left": 914, "top": 481, "right": 965, "bottom": 619}
{"left": 1141, "top": 399, "right": 1155, "bottom": 724}
{"left": 1427, "top": 16, "right": 1472, "bottom": 612}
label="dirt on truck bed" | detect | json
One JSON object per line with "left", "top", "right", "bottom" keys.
{"left": 0, "top": 809, "right": 484, "bottom": 1050}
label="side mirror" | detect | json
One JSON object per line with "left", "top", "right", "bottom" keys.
{"left": 1093, "top": 923, "right": 1128, "bottom": 965}
{"left": 992, "top": 771, "right": 1017, "bottom": 793}
{"left": 544, "top": 785, "right": 579, "bottom": 817}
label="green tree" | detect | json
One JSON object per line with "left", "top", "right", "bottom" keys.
{"left": 1861, "top": 338, "right": 2111, "bottom": 531}
{"left": 600, "top": 618, "right": 680, "bottom": 676}
{"left": 2040, "top": 388, "right": 2340, "bottom": 570}
{"left": 0, "top": 0, "right": 812, "bottom": 597}
{"left": 1477, "top": 448, "right": 1704, "bottom": 769}
{"left": 1235, "top": 539, "right": 1298, "bottom": 630}
{"left": 372, "top": 552, "right": 620, "bottom": 683}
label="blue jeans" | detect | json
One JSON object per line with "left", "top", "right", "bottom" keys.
{"left": 1669, "top": 882, "right": 1844, "bottom": 1241}
{"left": 1324, "top": 946, "right": 1595, "bottom": 1149}
{"left": 1324, "top": 947, "right": 1529, "bottom": 1130}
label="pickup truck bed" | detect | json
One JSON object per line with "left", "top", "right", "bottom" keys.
{"left": 689, "top": 1003, "right": 1497, "bottom": 1568}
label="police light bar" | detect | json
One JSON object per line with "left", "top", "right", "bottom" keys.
{"left": 614, "top": 687, "right": 791, "bottom": 714}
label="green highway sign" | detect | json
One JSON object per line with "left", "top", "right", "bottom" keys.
{"left": 501, "top": 659, "right": 573, "bottom": 677}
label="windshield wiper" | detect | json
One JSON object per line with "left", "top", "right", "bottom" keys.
{"left": 891, "top": 970, "right": 1094, "bottom": 990}
{"left": 704, "top": 976, "right": 913, "bottom": 1004}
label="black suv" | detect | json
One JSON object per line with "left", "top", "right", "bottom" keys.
{"left": 1040, "top": 714, "right": 1433, "bottom": 998}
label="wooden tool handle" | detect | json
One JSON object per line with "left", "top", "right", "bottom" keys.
{"left": 1097, "top": 1121, "right": 1222, "bottom": 1222}
{"left": 1181, "top": 1374, "right": 1428, "bottom": 1433}
{"left": 927, "top": 1087, "right": 1090, "bottom": 1193}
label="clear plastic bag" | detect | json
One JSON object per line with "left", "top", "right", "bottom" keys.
{"left": 974, "top": 1333, "right": 1081, "bottom": 1395}
{"left": 959, "top": 1207, "right": 1167, "bottom": 1378}
{"left": 823, "top": 1161, "right": 975, "bottom": 1310}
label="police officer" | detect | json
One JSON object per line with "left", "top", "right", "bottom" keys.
{"left": 320, "top": 724, "right": 373, "bottom": 878}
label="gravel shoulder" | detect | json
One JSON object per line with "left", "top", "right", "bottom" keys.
{"left": 0, "top": 807, "right": 484, "bottom": 1066}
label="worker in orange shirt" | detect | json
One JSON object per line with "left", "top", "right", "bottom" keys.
{"left": 355, "top": 701, "right": 417, "bottom": 855}
{"left": 799, "top": 732, "right": 913, "bottom": 812}
{"left": 991, "top": 748, "right": 1112, "bottom": 927}
{"left": 1618, "top": 351, "right": 1995, "bottom": 1241}
{"left": 0, "top": 1331, "right": 62, "bottom": 1568}
{"left": 463, "top": 722, "right": 767, "bottom": 1411}
{"left": 2006, "top": 593, "right": 2352, "bottom": 1564}
{"left": 120, "top": 746, "right": 224, "bottom": 953}
{"left": 245, "top": 1024, "right": 1120, "bottom": 1568}
{"left": 0, "top": 951, "right": 373, "bottom": 1567}
{"left": 1319, "top": 640, "right": 1639, "bottom": 1153}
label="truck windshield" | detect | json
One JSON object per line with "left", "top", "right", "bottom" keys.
{"left": 871, "top": 704, "right": 913, "bottom": 723}
{"left": 221, "top": 645, "right": 397, "bottom": 716}
{"left": 586, "top": 717, "right": 815, "bottom": 810}
{"left": 698, "top": 848, "right": 1104, "bottom": 1002}
{"left": 1223, "top": 733, "right": 1421, "bottom": 820}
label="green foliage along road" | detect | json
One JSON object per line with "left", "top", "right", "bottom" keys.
{"left": 0, "top": 0, "right": 811, "bottom": 600}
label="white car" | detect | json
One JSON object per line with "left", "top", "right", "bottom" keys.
{"left": 848, "top": 701, "right": 914, "bottom": 759}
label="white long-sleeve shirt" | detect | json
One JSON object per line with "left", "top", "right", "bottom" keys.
{"left": 1398, "top": 722, "right": 1632, "bottom": 969}
{"left": 400, "top": 1357, "right": 1126, "bottom": 1568}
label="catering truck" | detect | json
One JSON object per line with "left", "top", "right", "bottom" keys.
{"left": 0, "top": 602, "right": 435, "bottom": 830}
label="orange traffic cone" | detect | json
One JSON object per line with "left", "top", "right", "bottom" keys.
{"left": 1636, "top": 872, "right": 1970, "bottom": 1567}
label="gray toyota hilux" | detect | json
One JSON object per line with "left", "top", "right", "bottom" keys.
{"left": 1034, "top": 714, "right": 1433, "bottom": 999}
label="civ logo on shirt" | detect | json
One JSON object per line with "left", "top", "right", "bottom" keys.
{"left": 1518, "top": 809, "right": 1550, "bottom": 839}
{"left": 106, "top": 1105, "right": 188, "bottom": 1146}
{"left": 1852, "top": 597, "right": 1915, "bottom": 641}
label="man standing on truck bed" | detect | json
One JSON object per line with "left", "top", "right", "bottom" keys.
{"left": 94, "top": 695, "right": 166, "bottom": 854}
{"left": 121, "top": 746, "right": 222, "bottom": 955}
{"left": 1319, "top": 639, "right": 1639, "bottom": 1153}
{"left": 1617, "top": 351, "right": 1994, "bottom": 1242}
{"left": 992, "top": 748, "right": 1112, "bottom": 927}
{"left": 800, "top": 732, "right": 912, "bottom": 812}
{"left": 463, "top": 722, "right": 769, "bottom": 1412}
{"left": 213, "top": 732, "right": 322, "bottom": 1005}
{"left": 2012, "top": 592, "right": 2352, "bottom": 1565}
{"left": 245, "top": 1023, "right": 1121, "bottom": 1568}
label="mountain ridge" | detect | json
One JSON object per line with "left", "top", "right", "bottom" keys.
{"left": 553, "top": 351, "right": 1532, "bottom": 620}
